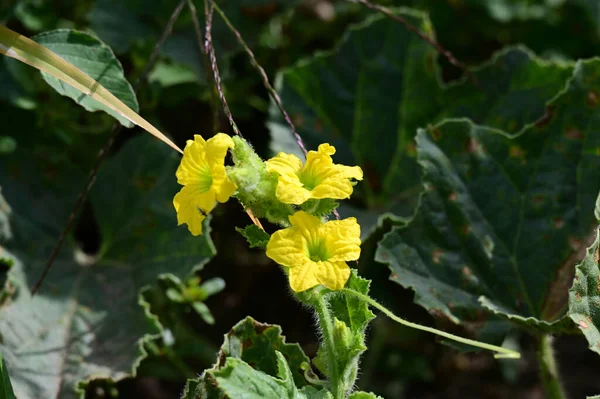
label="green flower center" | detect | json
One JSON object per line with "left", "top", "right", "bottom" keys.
{"left": 307, "top": 238, "right": 329, "bottom": 262}
{"left": 197, "top": 165, "right": 213, "bottom": 192}
{"left": 299, "top": 168, "right": 322, "bottom": 190}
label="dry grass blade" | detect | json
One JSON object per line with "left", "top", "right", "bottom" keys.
{"left": 0, "top": 25, "right": 182, "bottom": 154}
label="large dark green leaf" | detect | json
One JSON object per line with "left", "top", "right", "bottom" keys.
{"left": 270, "top": 11, "right": 572, "bottom": 227}
{"left": 33, "top": 29, "right": 139, "bottom": 127}
{"left": 376, "top": 59, "right": 600, "bottom": 329}
{"left": 0, "top": 136, "right": 214, "bottom": 399}
{"left": 569, "top": 227, "right": 600, "bottom": 355}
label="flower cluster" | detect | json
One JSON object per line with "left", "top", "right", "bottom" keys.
{"left": 173, "top": 133, "right": 363, "bottom": 292}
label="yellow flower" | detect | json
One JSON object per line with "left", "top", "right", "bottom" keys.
{"left": 173, "top": 133, "right": 237, "bottom": 236}
{"left": 265, "top": 143, "right": 363, "bottom": 205}
{"left": 266, "top": 211, "right": 361, "bottom": 292}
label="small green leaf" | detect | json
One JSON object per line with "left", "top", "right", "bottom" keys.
{"left": 199, "top": 277, "right": 225, "bottom": 297}
{"left": 300, "top": 199, "right": 339, "bottom": 217}
{"left": 317, "top": 271, "right": 375, "bottom": 384}
{"left": 166, "top": 288, "right": 185, "bottom": 303}
{"left": 236, "top": 224, "right": 270, "bottom": 249}
{"left": 210, "top": 353, "right": 332, "bottom": 399}
{"left": 192, "top": 302, "right": 215, "bottom": 325}
{"left": 0, "top": 352, "right": 16, "bottom": 399}
{"left": 348, "top": 392, "right": 383, "bottom": 399}
{"left": 568, "top": 227, "right": 600, "bottom": 355}
{"left": 0, "top": 137, "right": 16, "bottom": 154}
{"left": 32, "top": 29, "right": 138, "bottom": 127}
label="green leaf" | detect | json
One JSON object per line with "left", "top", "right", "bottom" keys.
{"left": 329, "top": 271, "right": 375, "bottom": 338}
{"left": 270, "top": 10, "right": 572, "bottom": 232}
{"left": 317, "top": 271, "right": 375, "bottom": 383}
{"left": 215, "top": 316, "right": 310, "bottom": 388}
{"left": 210, "top": 353, "right": 332, "bottom": 399}
{"left": 32, "top": 29, "right": 138, "bottom": 127}
{"left": 0, "top": 135, "right": 215, "bottom": 399}
{"left": 187, "top": 317, "right": 316, "bottom": 398}
{"left": 376, "top": 59, "right": 600, "bottom": 330}
{"left": 0, "top": 137, "right": 16, "bottom": 154}
{"left": 236, "top": 224, "right": 270, "bottom": 249}
{"left": 348, "top": 392, "right": 383, "bottom": 399}
{"left": 568, "top": 227, "right": 600, "bottom": 355}
{"left": 595, "top": 191, "right": 600, "bottom": 221}
{"left": 0, "top": 352, "right": 16, "bottom": 399}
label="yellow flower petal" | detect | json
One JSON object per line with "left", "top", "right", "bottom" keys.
{"left": 315, "top": 261, "right": 351, "bottom": 291}
{"left": 265, "top": 152, "right": 303, "bottom": 176}
{"left": 265, "top": 227, "right": 307, "bottom": 268}
{"left": 265, "top": 211, "right": 361, "bottom": 292}
{"left": 211, "top": 163, "right": 237, "bottom": 203}
{"left": 205, "top": 133, "right": 235, "bottom": 168}
{"left": 176, "top": 135, "right": 209, "bottom": 186}
{"left": 288, "top": 261, "right": 321, "bottom": 292}
{"left": 287, "top": 211, "right": 322, "bottom": 239}
{"left": 274, "top": 174, "right": 312, "bottom": 204}
{"left": 323, "top": 218, "right": 361, "bottom": 262}
{"left": 173, "top": 184, "right": 217, "bottom": 236}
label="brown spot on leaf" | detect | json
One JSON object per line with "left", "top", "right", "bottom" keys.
{"left": 431, "top": 128, "right": 443, "bottom": 141}
{"left": 595, "top": 247, "right": 599, "bottom": 265}
{"left": 242, "top": 338, "right": 253, "bottom": 350}
{"left": 432, "top": 248, "right": 443, "bottom": 264}
{"left": 565, "top": 128, "right": 584, "bottom": 140}
{"left": 534, "top": 106, "right": 555, "bottom": 129}
{"left": 509, "top": 145, "right": 525, "bottom": 158}
{"left": 314, "top": 120, "right": 323, "bottom": 132}
{"left": 576, "top": 292, "right": 582, "bottom": 302}
{"left": 252, "top": 320, "right": 270, "bottom": 334}
{"left": 553, "top": 217, "right": 565, "bottom": 229}
{"left": 390, "top": 273, "right": 399, "bottom": 279}
{"left": 588, "top": 90, "right": 600, "bottom": 107}
{"left": 461, "top": 225, "right": 472, "bottom": 235}
{"left": 292, "top": 113, "right": 304, "bottom": 128}
{"left": 406, "top": 142, "right": 417, "bottom": 157}
{"left": 448, "top": 192, "right": 458, "bottom": 201}
{"left": 569, "top": 236, "right": 583, "bottom": 251}
{"left": 532, "top": 194, "right": 546, "bottom": 207}
{"left": 462, "top": 266, "right": 473, "bottom": 277}
{"left": 465, "top": 137, "right": 479, "bottom": 153}
{"left": 379, "top": 252, "right": 389, "bottom": 261}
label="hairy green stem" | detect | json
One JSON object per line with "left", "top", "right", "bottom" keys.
{"left": 340, "top": 288, "right": 521, "bottom": 359}
{"left": 536, "top": 334, "right": 567, "bottom": 399}
{"left": 311, "top": 292, "right": 345, "bottom": 399}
